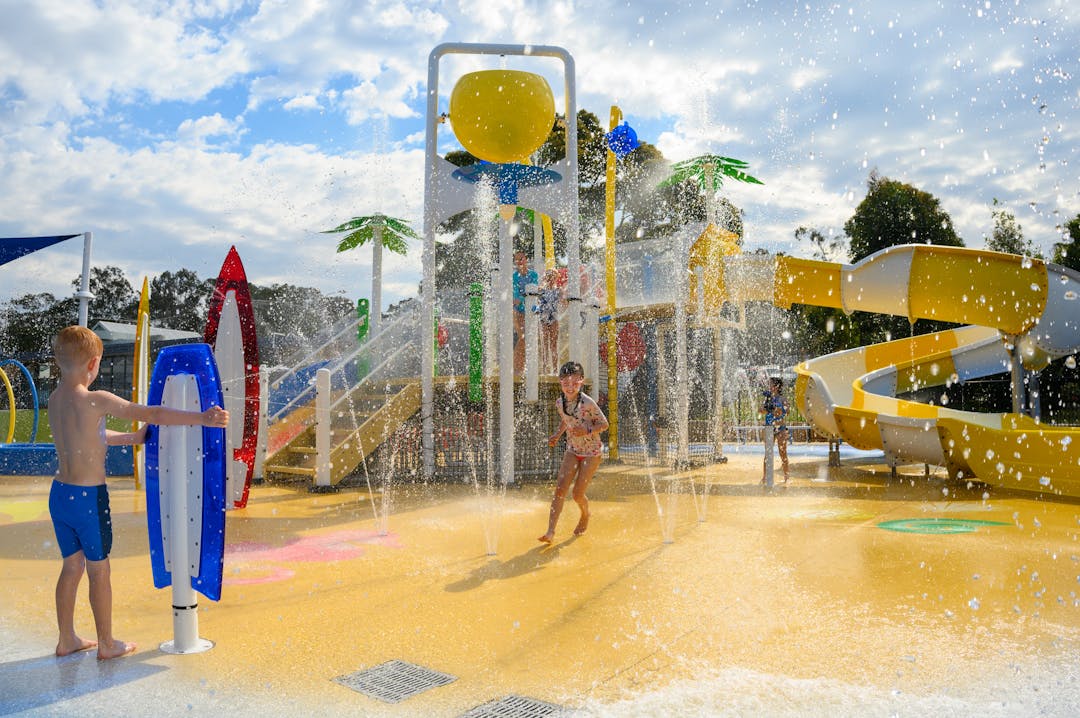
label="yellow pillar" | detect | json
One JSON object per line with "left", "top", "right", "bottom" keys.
{"left": 605, "top": 106, "right": 621, "bottom": 460}
{"left": 542, "top": 214, "right": 556, "bottom": 271}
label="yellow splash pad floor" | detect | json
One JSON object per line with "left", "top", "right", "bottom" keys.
{"left": 3, "top": 451, "right": 1080, "bottom": 716}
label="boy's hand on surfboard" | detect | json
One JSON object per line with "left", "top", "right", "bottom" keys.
{"left": 203, "top": 406, "right": 229, "bottom": 428}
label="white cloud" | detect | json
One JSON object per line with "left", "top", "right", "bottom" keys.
{"left": 283, "top": 94, "right": 322, "bottom": 112}
{"left": 175, "top": 113, "right": 246, "bottom": 147}
{"left": 1, "top": 0, "right": 1078, "bottom": 312}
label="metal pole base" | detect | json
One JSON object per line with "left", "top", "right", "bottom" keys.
{"left": 160, "top": 637, "right": 214, "bottom": 655}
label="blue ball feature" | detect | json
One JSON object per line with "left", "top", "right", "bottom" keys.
{"left": 606, "top": 122, "right": 640, "bottom": 159}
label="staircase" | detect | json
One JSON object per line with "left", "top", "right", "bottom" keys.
{"left": 262, "top": 301, "right": 423, "bottom": 488}
{"left": 263, "top": 378, "right": 420, "bottom": 485}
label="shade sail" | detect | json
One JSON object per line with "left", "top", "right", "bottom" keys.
{"left": 0, "top": 235, "right": 80, "bottom": 268}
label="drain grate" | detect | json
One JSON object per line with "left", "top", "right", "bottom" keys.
{"left": 458, "top": 695, "right": 566, "bottom": 717}
{"left": 333, "top": 660, "right": 456, "bottom": 703}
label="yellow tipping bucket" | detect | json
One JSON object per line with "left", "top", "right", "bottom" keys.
{"left": 448, "top": 70, "right": 555, "bottom": 163}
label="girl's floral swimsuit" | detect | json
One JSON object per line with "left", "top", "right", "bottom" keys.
{"left": 558, "top": 392, "right": 607, "bottom": 457}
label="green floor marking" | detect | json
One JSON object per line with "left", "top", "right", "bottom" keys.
{"left": 877, "top": 518, "right": 1010, "bottom": 534}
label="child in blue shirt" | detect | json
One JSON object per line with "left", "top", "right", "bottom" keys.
{"left": 761, "top": 377, "right": 790, "bottom": 484}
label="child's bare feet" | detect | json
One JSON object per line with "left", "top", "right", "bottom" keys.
{"left": 56, "top": 636, "right": 97, "bottom": 657}
{"left": 538, "top": 533, "right": 553, "bottom": 544}
{"left": 97, "top": 639, "right": 137, "bottom": 660}
{"left": 573, "top": 514, "right": 589, "bottom": 536}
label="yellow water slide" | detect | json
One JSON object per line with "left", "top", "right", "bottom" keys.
{"left": 774, "top": 244, "right": 1080, "bottom": 495}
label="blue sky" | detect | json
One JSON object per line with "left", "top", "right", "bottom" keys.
{"left": 0, "top": 0, "right": 1077, "bottom": 312}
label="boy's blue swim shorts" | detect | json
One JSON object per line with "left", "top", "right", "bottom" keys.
{"left": 49, "top": 480, "right": 112, "bottom": 561}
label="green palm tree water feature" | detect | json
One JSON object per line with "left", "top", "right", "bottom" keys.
{"left": 660, "top": 154, "right": 764, "bottom": 226}
{"left": 322, "top": 214, "right": 420, "bottom": 334}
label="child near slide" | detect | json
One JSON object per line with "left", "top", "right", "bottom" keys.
{"left": 47, "top": 326, "right": 228, "bottom": 660}
{"left": 538, "top": 361, "right": 609, "bottom": 543}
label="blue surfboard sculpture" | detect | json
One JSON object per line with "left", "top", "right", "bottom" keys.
{"left": 145, "top": 343, "right": 227, "bottom": 602}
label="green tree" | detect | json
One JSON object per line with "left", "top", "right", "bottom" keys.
{"left": 795, "top": 226, "right": 846, "bottom": 262}
{"left": 150, "top": 269, "right": 214, "bottom": 333}
{"left": 74, "top": 265, "right": 137, "bottom": 324}
{"left": 1052, "top": 213, "right": 1080, "bottom": 272}
{"left": 249, "top": 283, "right": 354, "bottom": 365}
{"left": 0, "top": 292, "right": 76, "bottom": 357}
{"left": 843, "top": 171, "right": 964, "bottom": 262}
{"left": 986, "top": 198, "right": 1041, "bottom": 257}
{"left": 833, "top": 173, "right": 966, "bottom": 345}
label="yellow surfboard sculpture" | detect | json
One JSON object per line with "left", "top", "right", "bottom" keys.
{"left": 132, "top": 277, "right": 150, "bottom": 490}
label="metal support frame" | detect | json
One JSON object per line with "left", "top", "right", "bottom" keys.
{"left": 421, "top": 43, "right": 579, "bottom": 481}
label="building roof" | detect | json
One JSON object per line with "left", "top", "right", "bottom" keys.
{"left": 92, "top": 320, "right": 202, "bottom": 344}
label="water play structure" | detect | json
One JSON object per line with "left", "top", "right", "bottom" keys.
{"left": 775, "top": 245, "right": 1080, "bottom": 492}
{"left": 204, "top": 246, "right": 261, "bottom": 509}
{"left": 145, "top": 342, "right": 228, "bottom": 653}
{"left": 6, "top": 42, "right": 1080, "bottom": 717}
{"left": 4, "top": 47, "right": 1078, "bottom": 500}
{"left": 251, "top": 42, "right": 1080, "bottom": 501}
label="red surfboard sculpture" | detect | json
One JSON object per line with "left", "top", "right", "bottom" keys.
{"left": 204, "top": 246, "right": 260, "bottom": 509}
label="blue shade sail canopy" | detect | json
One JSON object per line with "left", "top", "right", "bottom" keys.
{"left": 0, "top": 235, "right": 80, "bottom": 267}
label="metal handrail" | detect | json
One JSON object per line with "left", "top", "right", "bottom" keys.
{"left": 268, "top": 307, "right": 418, "bottom": 422}
{"left": 329, "top": 342, "right": 413, "bottom": 415}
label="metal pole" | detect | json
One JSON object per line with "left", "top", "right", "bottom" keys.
{"left": 499, "top": 219, "right": 515, "bottom": 484}
{"left": 675, "top": 232, "right": 690, "bottom": 468}
{"left": 424, "top": 43, "right": 577, "bottom": 480}
{"left": 421, "top": 50, "right": 441, "bottom": 480}
{"left": 76, "top": 231, "right": 94, "bottom": 327}
{"left": 1010, "top": 340, "right": 1026, "bottom": 415}
{"left": 314, "top": 367, "right": 332, "bottom": 488}
{"left": 764, "top": 424, "right": 775, "bottom": 488}
{"left": 253, "top": 367, "right": 268, "bottom": 483}
{"left": 159, "top": 375, "right": 212, "bottom": 654}
{"left": 524, "top": 282, "right": 539, "bottom": 402}
{"left": 371, "top": 223, "right": 383, "bottom": 335}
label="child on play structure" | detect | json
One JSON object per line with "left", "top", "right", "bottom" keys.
{"left": 538, "top": 361, "right": 609, "bottom": 543}
{"left": 534, "top": 268, "right": 564, "bottom": 374}
{"left": 47, "top": 325, "right": 228, "bottom": 660}
{"left": 512, "top": 250, "right": 539, "bottom": 376}
{"left": 760, "top": 376, "right": 790, "bottom": 484}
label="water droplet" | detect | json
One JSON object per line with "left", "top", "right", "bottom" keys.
{"left": 1040, "top": 476, "right": 1052, "bottom": 486}
{"left": 1066, "top": 356, "right": 1077, "bottom": 369}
